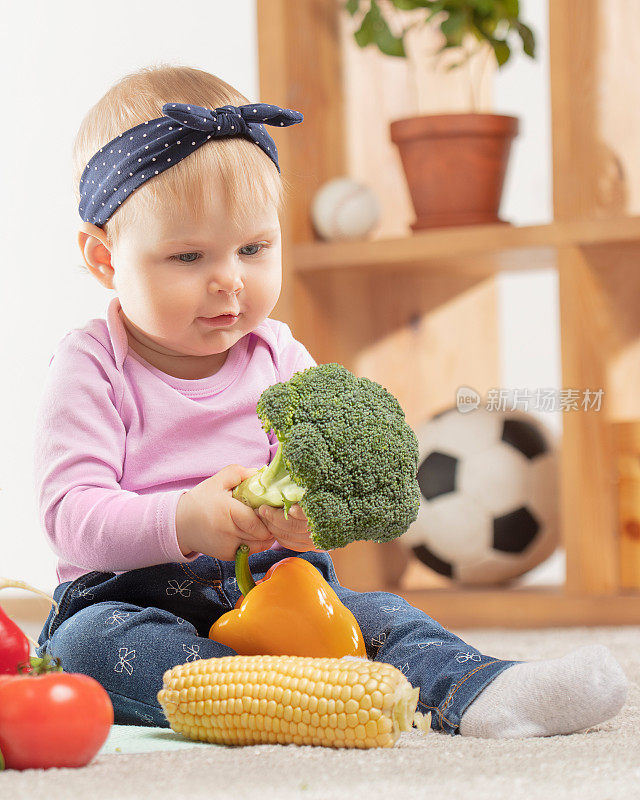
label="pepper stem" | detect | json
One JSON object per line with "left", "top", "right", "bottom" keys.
{"left": 0, "top": 578, "right": 59, "bottom": 613}
{"left": 21, "top": 652, "right": 63, "bottom": 675}
{"left": 235, "top": 545, "right": 256, "bottom": 597}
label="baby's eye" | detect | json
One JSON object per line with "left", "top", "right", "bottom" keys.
{"left": 239, "top": 243, "right": 266, "bottom": 257}
{"left": 170, "top": 252, "right": 200, "bottom": 263}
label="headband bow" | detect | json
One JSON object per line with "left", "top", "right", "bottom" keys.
{"left": 163, "top": 102, "right": 302, "bottom": 134}
{"left": 79, "top": 101, "right": 303, "bottom": 227}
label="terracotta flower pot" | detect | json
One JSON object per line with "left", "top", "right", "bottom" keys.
{"left": 389, "top": 113, "right": 519, "bottom": 230}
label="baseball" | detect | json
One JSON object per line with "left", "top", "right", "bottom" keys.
{"left": 311, "top": 177, "right": 380, "bottom": 241}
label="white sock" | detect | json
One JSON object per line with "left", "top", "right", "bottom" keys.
{"left": 459, "top": 645, "right": 628, "bottom": 738}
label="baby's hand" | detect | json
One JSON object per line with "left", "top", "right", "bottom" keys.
{"left": 176, "top": 465, "right": 276, "bottom": 561}
{"left": 257, "top": 505, "right": 324, "bottom": 552}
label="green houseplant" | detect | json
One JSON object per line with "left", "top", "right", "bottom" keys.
{"left": 345, "top": 0, "right": 536, "bottom": 229}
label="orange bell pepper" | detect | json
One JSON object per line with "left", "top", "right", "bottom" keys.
{"left": 209, "top": 546, "right": 367, "bottom": 659}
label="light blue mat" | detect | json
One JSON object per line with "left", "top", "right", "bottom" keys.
{"left": 99, "top": 724, "right": 218, "bottom": 754}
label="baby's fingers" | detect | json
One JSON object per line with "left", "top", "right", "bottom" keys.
{"left": 257, "top": 505, "right": 321, "bottom": 552}
{"left": 230, "top": 501, "right": 273, "bottom": 541}
{"left": 258, "top": 505, "right": 307, "bottom": 530}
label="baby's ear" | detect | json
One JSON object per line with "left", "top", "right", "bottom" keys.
{"left": 77, "top": 222, "right": 114, "bottom": 289}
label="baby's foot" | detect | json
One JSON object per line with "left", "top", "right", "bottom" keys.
{"left": 459, "top": 645, "right": 628, "bottom": 738}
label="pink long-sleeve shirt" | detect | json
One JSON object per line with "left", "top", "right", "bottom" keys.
{"left": 33, "top": 296, "right": 317, "bottom": 585}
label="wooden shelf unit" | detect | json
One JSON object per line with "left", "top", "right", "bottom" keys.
{"left": 258, "top": 0, "right": 640, "bottom": 627}
{"left": 293, "top": 216, "right": 640, "bottom": 275}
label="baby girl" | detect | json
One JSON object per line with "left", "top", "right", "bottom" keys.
{"left": 34, "top": 64, "right": 627, "bottom": 738}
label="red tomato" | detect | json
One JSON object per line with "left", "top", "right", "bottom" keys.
{"left": 0, "top": 671, "right": 113, "bottom": 770}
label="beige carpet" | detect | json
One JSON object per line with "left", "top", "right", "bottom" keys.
{"left": 1, "top": 626, "right": 638, "bottom": 800}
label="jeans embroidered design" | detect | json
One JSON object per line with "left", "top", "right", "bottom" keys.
{"left": 418, "top": 641, "right": 444, "bottom": 648}
{"left": 183, "top": 644, "right": 201, "bottom": 662}
{"left": 166, "top": 579, "right": 193, "bottom": 598}
{"left": 115, "top": 647, "right": 136, "bottom": 675}
{"left": 380, "top": 604, "right": 405, "bottom": 613}
{"left": 106, "top": 610, "right": 130, "bottom": 626}
{"left": 455, "top": 652, "right": 482, "bottom": 664}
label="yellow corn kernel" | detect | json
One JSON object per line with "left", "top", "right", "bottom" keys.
{"left": 157, "top": 654, "right": 431, "bottom": 749}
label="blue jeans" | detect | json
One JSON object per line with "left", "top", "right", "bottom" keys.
{"left": 37, "top": 549, "right": 517, "bottom": 735}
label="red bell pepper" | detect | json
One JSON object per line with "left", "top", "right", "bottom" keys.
{"left": 0, "top": 606, "right": 29, "bottom": 675}
{"left": 0, "top": 579, "right": 58, "bottom": 674}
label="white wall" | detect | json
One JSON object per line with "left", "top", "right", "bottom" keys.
{"left": 0, "top": 0, "right": 259, "bottom": 593}
{"left": 493, "top": 0, "right": 560, "bottom": 435}
{"left": 493, "top": 0, "right": 564, "bottom": 584}
{"left": 0, "top": 0, "right": 559, "bottom": 594}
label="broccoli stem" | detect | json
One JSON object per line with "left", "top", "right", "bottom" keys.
{"left": 232, "top": 440, "right": 306, "bottom": 519}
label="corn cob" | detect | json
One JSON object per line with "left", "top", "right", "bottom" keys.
{"left": 157, "top": 654, "right": 431, "bottom": 748}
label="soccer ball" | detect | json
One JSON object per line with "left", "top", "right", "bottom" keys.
{"left": 402, "top": 406, "right": 560, "bottom": 585}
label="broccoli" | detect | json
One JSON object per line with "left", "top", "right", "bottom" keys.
{"left": 232, "top": 362, "right": 421, "bottom": 550}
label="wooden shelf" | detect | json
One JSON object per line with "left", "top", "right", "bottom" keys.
{"left": 388, "top": 586, "right": 640, "bottom": 629}
{"left": 260, "top": 0, "right": 640, "bottom": 626}
{"left": 293, "top": 216, "right": 640, "bottom": 276}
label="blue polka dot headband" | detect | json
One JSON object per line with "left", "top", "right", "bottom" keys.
{"left": 78, "top": 101, "right": 304, "bottom": 227}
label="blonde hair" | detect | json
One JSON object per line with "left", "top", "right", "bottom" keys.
{"left": 72, "top": 63, "right": 288, "bottom": 250}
